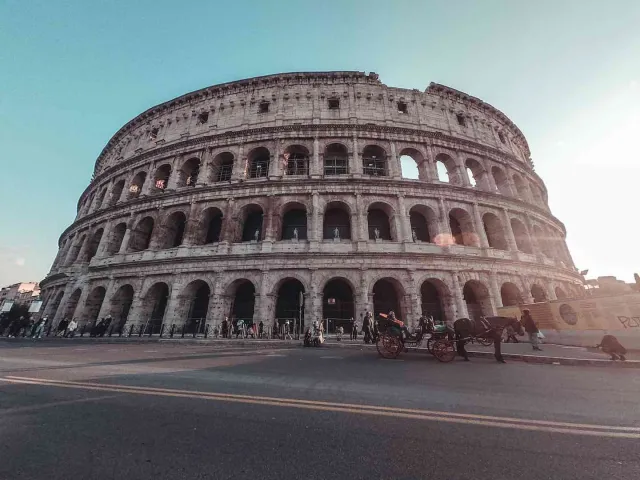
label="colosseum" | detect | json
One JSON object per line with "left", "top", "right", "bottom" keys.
{"left": 39, "top": 71, "right": 584, "bottom": 335}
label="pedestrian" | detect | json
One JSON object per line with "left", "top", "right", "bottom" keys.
{"left": 362, "top": 311, "right": 373, "bottom": 344}
{"left": 521, "top": 309, "right": 542, "bottom": 351}
{"left": 65, "top": 318, "right": 78, "bottom": 338}
{"left": 596, "top": 334, "right": 627, "bottom": 361}
{"left": 33, "top": 317, "right": 47, "bottom": 339}
{"left": 57, "top": 317, "right": 69, "bottom": 337}
{"left": 221, "top": 317, "right": 229, "bottom": 338}
{"left": 504, "top": 322, "right": 519, "bottom": 343}
{"left": 350, "top": 317, "right": 358, "bottom": 340}
{"left": 258, "top": 320, "right": 264, "bottom": 338}
{"left": 272, "top": 320, "right": 279, "bottom": 339}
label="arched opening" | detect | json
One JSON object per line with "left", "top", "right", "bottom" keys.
{"left": 367, "top": 204, "right": 392, "bottom": 240}
{"left": 435, "top": 153, "right": 458, "bottom": 184}
{"left": 128, "top": 217, "right": 154, "bottom": 252}
{"left": 62, "top": 288, "right": 82, "bottom": 320}
{"left": 153, "top": 164, "right": 172, "bottom": 191}
{"left": 83, "top": 286, "right": 106, "bottom": 326}
{"left": 531, "top": 284, "right": 547, "bottom": 303}
{"left": 409, "top": 206, "right": 436, "bottom": 242}
{"left": 449, "top": 208, "right": 478, "bottom": 247}
{"left": 283, "top": 145, "right": 309, "bottom": 176}
{"left": 465, "top": 158, "right": 489, "bottom": 190}
{"left": 492, "top": 166, "right": 511, "bottom": 195}
{"left": 48, "top": 291, "right": 65, "bottom": 320}
{"left": 178, "top": 157, "right": 201, "bottom": 187}
{"left": 84, "top": 228, "right": 104, "bottom": 262}
{"left": 322, "top": 278, "right": 355, "bottom": 331}
{"left": 275, "top": 279, "right": 305, "bottom": 331}
{"left": 323, "top": 202, "right": 351, "bottom": 240}
{"left": 532, "top": 225, "right": 550, "bottom": 256}
{"left": 109, "top": 180, "right": 125, "bottom": 206}
{"left": 106, "top": 223, "right": 127, "bottom": 255}
{"left": 463, "top": 280, "right": 492, "bottom": 322}
{"left": 530, "top": 184, "right": 543, "bottom": 205}
{"left": 362, "top": 145, "right": 387, "bottom": 177}
{"left": 372, "top": 278, "right": 404, "bottom": 319}
{"left": 281, "top": 204, "right": 307, "bottom": 240}
{"left": 128, "top": 172, "right": 146, "bottom": 199}
{"left": 142, "top": 282, "right": 169, "bottom": 332}
{"left": 399, "top": 148, "right": 421, "bottom": 180}
{"left": 500, "top": 282, "right": 522, "bottom": 307}
{"left": 200, "top": 207, "right": 223, "bottom": 245}
{"left": 241, "top": 205, "right": 264, "bottom": 242}
{"left": 420, "top": 280, "right": 445, "bottom": 323}
{"left": 324, "top": 143, "right": 348, "bottom": 176}
{"left": 95, "top": 189, "right": 107, "bottom": 211}
{"left": 109, "top": 285, "right": 134, "bottom": 330}
{"left": 482, "top": 213, "right": 508, "bottom": 250}
{"left": 212, "top": 152, "right": 234, "bottom": 182}
{"left": 66, "top": 235, "right": 86, "bottom": 265}
{"left": 161, "top": 211, "right": 187, "bottom": 249}
{"left": 228, "top": 280, "right": 255, "bottom": 325}
{"left": 247, "top": 147, "right": 270, "bottom": 179}
{"left": 555, "top": 286, "right": 568, "bottom": 300}
{"left": 182, "top": 281, "right": 210, "bottom": 333}
{"left": 512, "top": 174, "right": 529, "bottom": 201}
{"left": 510, "top": 218, "right": 532, "bottom": 254}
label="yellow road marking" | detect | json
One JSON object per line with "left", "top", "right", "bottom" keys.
{"left": 1, "top": 376, "right": 638, "bottom": 439}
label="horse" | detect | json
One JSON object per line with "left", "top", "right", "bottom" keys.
{"left": 453, "top": 316, "right": 523, "bottom": 363}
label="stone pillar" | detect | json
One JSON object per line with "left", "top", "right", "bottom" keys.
{"left": 310, "top": 191, "right": 320, "bottom": 244}
{"left": 351, "top": 133, "right": 362, "bottom": 176}
{"left": 524, "top": 215, "right": 540, "bottom": 254}
{"left": 219, "top": 198, "right": 236, "bottom": 243}
{"left": 269, "top": 142, "right": 281, "bottom": 179}
{"left": 182, "top": 202, "right": 200, "bottom": 246}
{"left": 451, "top": 273, "right": 468, "bottom": 320}
{"left": 437, "top": 197, "right": 452, "bottom": 244}
{"left": 75, "top": 231, "right": 91, "bottom": 264}
{"left": 501, "top": 208, "right": 518, "bottom": 252}
{"left": 389, "top": 141, "right": 401, "bottom": 179}
{"left": 309, "top": 270, "right": 322, "bottom": 324}
{"left": 472, "top": 203, "right": 489, "bottom": 248}
{"left": 232, "top": 144, "right": 246, "bottom": 181}
{"left": 255, "top": 271, "right": 270, "bottom": 323}
{"left": 165, "top": 156, "right": 181, "bottom": 190}
{"left": 489, "top": 273, "right": 502, "bottom": 309}
{"left": 397, "top": 194, "right": 411, "bottom": 242}
{"left": 456, "top": 152, "right": 471, "bottom": 187}
{"left": 140, "top": 164, "right": 156, "bottom": 196}
{"left": 311, "top": 137, "right": 321, "bottom": 178}
{"left": 520, "top": 275, "right": 534, "bottom": 303}
{"left": 124, "top": 291, "right": 145, "bottom": 329}
{"left": 356, "top": 270, "right": 370, "bottom": 317}
{"left": 425, "top": 145, "right": 439, "bottom": 181}
{"left": 161, "top": 282, "right": 184, "bottom": 326}
{"left": 355, "top": 193, "right": 367, "bottom": 242}
{"left": 95, "top": 279, "right": 117, "bottom": 320}
{"left": 95, "top": 220, "right": 113, "bottom": 258}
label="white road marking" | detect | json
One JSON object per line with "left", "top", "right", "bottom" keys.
{"left": 320, "top": 356, "right": 343, "bottom": 359}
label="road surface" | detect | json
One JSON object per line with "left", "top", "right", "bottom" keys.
{"left": 1, "top": 341, "right": 638, "bottom": 479}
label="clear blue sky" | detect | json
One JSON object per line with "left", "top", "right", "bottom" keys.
{"left": 1, "top": 0, "right": 639, "bottom": 286}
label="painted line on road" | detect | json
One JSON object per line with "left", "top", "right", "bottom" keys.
{"left": 320, "top": 356, "right": 344, "bottom": 359}
{"left": 2, "top": 376, "right": 639, "bottom": 439}
{"left": 0, "top": 395, "right": 121, "bottom": 416}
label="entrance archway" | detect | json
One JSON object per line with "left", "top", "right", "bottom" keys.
{"left": 62, "top": 289, "right": 82, "bottom": 320}
{"left": 372, "top": 278, "right": 404, "bottom": 320}
{"left": 500, "top": 282, "right": 522, "bottom": 307}
{"left": 420, "top": 280, "right": 444, "bottom": 323}
{"left": 109, "top": 284, "right": 134, "bottom": 330}
{"left": 463, "top": 280, "right": 491, "bottom": 322}
{"left": 229, "top": 280, "right": 256, "bottom": 326}
{"left": 531, "top": 284, "right": 547, "bottom": 303}
{"left": 183, "top": 281, "right": 210, "bottom": 334}
{"left": 84, "top": 286, "right": 106, "bottom": 326}
{"left": 275, "top": 279, "right": 305, "bottom": 333}
{"left": 322, "top": 278, "right": 354, "bottom": 333}
{"left": 142, "top": 283, "right": 169, "bottom": 333}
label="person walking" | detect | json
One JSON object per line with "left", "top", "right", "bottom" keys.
{"left": 349, "top": 317, "right": 358, "bottom": 340}
{"left": 65, "top": 318, "right": 78, "bottom": 338}
{"left": 33, "top": 317, "right": 48, "bottom": 339}
{"left": 258, "top": 321, "right": 264, "bottom": 338}
{"left": 362, "top": 311, "right": 373, "bottom": 344}
{"left": 521, "top": 309, "right": 542, "bottom": 351}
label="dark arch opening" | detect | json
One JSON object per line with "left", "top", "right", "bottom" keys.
{"left": 409, "top": 207, "right": 434, "bottom": 242}
{"left": 531, "top": 284, "right": 547, "bottom": 303}
{"left": 555, "top": 286, "right": 568, "bottom": 300}
{"left": 482, "top": 213, "right": 508, "bottom": 250}
{"left": 362, "top": 145, "right": 387, "bottom": 177}
{"left": 179, "top": 158, "right": 201, "bottom": 187}
{"left": 323, "top": 203, "right": 351, "bottom": 240}
{"left": 281, "top": 207, "right": 308, "bottom": 240}
{"left": 241, "top": 205, "right": 264, "bottom": 242}
{"left": 501, "top": 282, "right": 522, "bottom": 307}
{"left": 128, "top": 172, "right": 146, "bottom": 199}
{"left": 373, "top": 278, "right": 403, "bottom": 319}
{"left": 463, "top": 281, "right": 491, "bottom": 323}
{"left": 420, "top": 281, "right": 443, "bottom": 323}
{"left": 84, "top": 287, "right": 107, "bottom": 326}
{"left": 106, "top": 223, "right": 127, "bottom": 255}
{"left": 284, "top": 145, "right": 309, "bottom": 176}
{"left": 230, "top": 281, "right": 255, "bottom": 324}
{"left": 248, "top": 147, "right": 270, "bottom": 179}
{"left": 162, "top": 211, "right": 187, "bottom": 249}
{"left": 84, "top": 228, "right": 104, "bottom": 262}
{"left": 144, "top": 283, "right": 169, "bottom": 332}
{"left": 154, "top": 164, "right": 172, "bottom": 190}
{"left": 367, "top": 208, "right": 392, "bottom": 240}
{"left": 324, "top": 143, "right": 348, "bottom": 176}
{"left": 129, "top": 217, "right": 154, "bottom": 252}
{"left": 62, "top": 289, "right": 82, "bottom": 320}
{"left": 323, "top": 278, "right": 354, "bottom": 332}
{"left": 109, "top": 180, "right": 125, "bottom": 206}
{"left": 202, "top": 208, "right": 223, "bottom": 244}
{"left": 275, "top": 279, "right": 305, "bottom": 330}
{"left": 511, "top": 219, "right": 533, "bottom": 254}
{"left": 212, "top": 152, "right": 234, "bottom": 182}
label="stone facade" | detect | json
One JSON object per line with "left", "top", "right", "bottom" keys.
{"left": 39, "top": 71, "right": 583, "bottom": 332}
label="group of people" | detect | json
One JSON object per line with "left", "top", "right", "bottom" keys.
{"left": 2, "top": 316, "right": 50, "bottom": 339}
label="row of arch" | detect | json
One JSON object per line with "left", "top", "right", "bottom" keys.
{"left": 43, "top": 274, "right": 577, "bottom": 332}
{"left": 56, "top": 199, "right": 571, "bottom": 268}
{"left": 79, "top": 141, "right": 546, "bottom": 217}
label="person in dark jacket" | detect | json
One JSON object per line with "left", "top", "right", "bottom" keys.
{"left": 596, "top": 334, "right": 627, "bottom": 361}
{"left": 521, "top": 309, "right": 542, "bottom": 351}
{"left": 362, "top": 311, "right": 373, "bottom": 344}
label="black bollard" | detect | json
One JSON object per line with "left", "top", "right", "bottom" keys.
{"left": 204, "top": 324, "right": 209, "bottom": 339}
{"left": 128, "top": 324, "right": 134, "bottom": 337}
{"left": 138, "top": 325, "right": 144, "bottom": 337}
{"left": 181, "top": 325, "right": 186, "bottom": 338}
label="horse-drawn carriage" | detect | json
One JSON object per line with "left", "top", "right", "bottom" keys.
{"left": 375, "top": 314, "right": 522, "bottom": 363}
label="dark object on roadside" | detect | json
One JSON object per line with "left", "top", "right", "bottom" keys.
{"left": 596, "top": 335, "right": 627, "bottom": 361}
{"left": 453, "top": 316, "right": 523, "bottom": 363}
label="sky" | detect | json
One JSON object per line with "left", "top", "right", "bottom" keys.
{"left": 1, "top": 0, "right": 639, "bottom": 286}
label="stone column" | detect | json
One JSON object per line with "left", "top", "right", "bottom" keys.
{"left": 118, "top": 215, "right": 136, "bottom": 254}
{"left": 310, "top": 191, "right": 320, "bottom": 244}
{"left": 269, "top": 142, "right": 281, "bottom": 179}
{"left": 356, "top": 270, "right": 370, "bottom": 317}
{"left": 232, "top": 144, "right": 245, "bottom": 181}
{"left": 124, "top": 290, "right": 146, "bottom": 329}
{"left": 182, "top": 202, "right": 200, "bottom": 246}
{"left": 165, "top": 156, "right": 181, "bottom": 190}
{"left": 425, "top": 145, "right": 439, "bottom": 181}
{"left": 472, "top": 203, "right": 489, "bottom": 248}
{"left": 140, "top": 164, "right": 156, "bottom": 196}
{"left": 311, "top": 137, "right": 321, "bottom": 178}
{"left": 389, "top": 141, "right": 401, "bottom": 179}
{"left": 355, "top": 193, "right": 367, "bottom": 242}
{"left": 255, "top": 271, "right": 270, "bottom": 323}
{"left": 524, "top": 215, "right": 540, "bottom": 254}
{"left": 501, "top": 208, "right": 518, "bottom": 252}
{"left": 161, "top": 281, "right": 184, "bottom": 326}
{"left": 351, "top": 133, "right": 362, "bottom": 176}
{"left": 437, "top": 197, "right": 452, "bottom": 244}
{"left": 95, "top": 220, "right": 113, "bottom": 258}
{"left": 75, "top": 231, "right": 91, "bottom": 264}
{"left": 95, "top": 279, "right": 117, "bottom": 320}
{"left": 520, "top": 275, "right": 534, "bottom": 303}
{"left": 397, "top": 194, "right": 410, "bottom": 242}
{"left": 489, "top": 273, "right": 502, "bottom": 309}
{"left": 456, "top": 151, "right": 471, "bottom": 187}
{"left": 451, "top": 273, "right": 468, "bottom": 320}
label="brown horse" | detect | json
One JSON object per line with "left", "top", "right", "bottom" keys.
{"left": 453, "top": 316, "right": 523, "bottom": 363}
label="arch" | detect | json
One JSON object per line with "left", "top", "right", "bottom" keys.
{"left": 482, "top": 213, "right": 508, "bottom": 250}
{"left": 510, "top": 218, "right": 532, "bottom": 254}
{"left": 247, "top": 147, "right": 270, "bottom": 179}
{"left": 463, "top": 280, "right": 492, "bottom": 322}
{"left": 491, "top": 166, "right": 511, "bottom": 195}
{"left": 83, "top": 286, "right": 107, "bottom": 325}
{"left": 500, "top": 282, "right": 522, "bottom": 307}
{"left": 106, "top": 222, "right": 127, "bottom": 255}
{"left": 160, "top": 211, "right": 187, "bottom": 249}
{"left": 367, "top": 202, "right": 393, "bottom": 240}
{"left": 512, "top": 173, "right": 529, "bottom": 201}
{"left": 555, "top": 286, "right": 568, "bottom": 300}
{"left": 465, "top": 158, "right": 489, "bottom": 190}
{"left": 530, "top": 184, "right": 544, "bottom": 205}
{"left": 179, "top": 280, "right": 211, "bottom": 331}
{"left": 372, "top": 278, "right": 405, "bottom": 319}
{"left": 281, "top": 202, "right": 307, "bottom": 240}
{"left": 200, "top": 207, "right": 223, "bottom": 245}
{"left": 227, "top": 280, "right": 256, "bottom": 323}
{"left": 409, "top": 205, "right": 437, "bottom": 243}
{"left": 420, "top": 279, "right": 446, "bottom": 323}
{"left": 362, "top": 145, "right": 387, "bottom": 177}
{"left": 128, "top": 216, "right": 154, "bottom": 252}
{"left": 108, "top": 180, "right": 125, "bottom": 206}
{"left": 109, "top": 284, "right": 134, "bottom": 329}
{"left": 532, "top": 225, "right": 550, "bottom": 256}
{"left": 435, "top": 153, "right": 458, "bottom": 184}
{"left": 153, "top": 164, "right": 172, "bottom": 190}
{"left": 95, "top": 188, "right": 107, "bottom": 211}
{"left": 323, "top": 201, "right": 351, "bottom": 240}
{"left": 240, "top": 204, "right": 264, "bottom": 242}
{"left": 275, "top": 278, "right": 305, "bottom": 329}
{"left": 141, "top": 282, "right": 170, "bottom": 330}
{"left": 399, "top": 148, "right": 422, "bottom": 180}
{"left": 62, "top": 288, "right": 82, "bottom": 320}
{"left": 66, "top": 235, "right": 86, "bottom": 265}
{"left": 128, "top": 171, "right": 146, "bottom": 199}
{"left": 322, "top": 278, "right": 355, "bottom": 324}
{"left": 531, "top": 284, "right": 547, "bottom": 303}
{"left": 212, "top": 152, "right": 234, "bottom": 182}
{"left": 449, "top": 208, "right": 478, "bottom": 247}
{"left": 324, "top": 143, "right": 348, "bottom": 176}
{"left": 283, "top": 145, "right": 309, "bottom": 176}
{"left": 84, "top": 228, "right": 104, "bottom": 262}
{"left": 178, "top": 157, "right": 201, "bottom": 187}
{"left": 48, "top": 291, "right": 65, "bottom": 320}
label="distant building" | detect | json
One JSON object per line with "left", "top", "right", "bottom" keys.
{"left": 0, "top": 282, "right": 41, "bottom": 311}
{"left": 584, "top": 276, "right": 638, "bottom": 297}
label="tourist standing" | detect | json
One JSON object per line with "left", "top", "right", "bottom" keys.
{"left": 65, "top": 318, "right": 78, "bottom": 338}
{"left": 362, "top": 311, "right": 373, "bottom": 344}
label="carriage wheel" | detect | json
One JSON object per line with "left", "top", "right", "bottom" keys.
{"left": 376, "top": 333, "right": 403, "bottom": 359}
{"left": 426, "top": 337, "right": 434, "bottom": 354}
{"left": 432, "top": 339, "right": 456, "bottom": 363}
{"left": 477, "top": 336, "right": 494, "bottom": 347}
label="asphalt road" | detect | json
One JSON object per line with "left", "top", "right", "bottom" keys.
{"left": 1, "top": 341, "right": 639, "bottom": 480}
